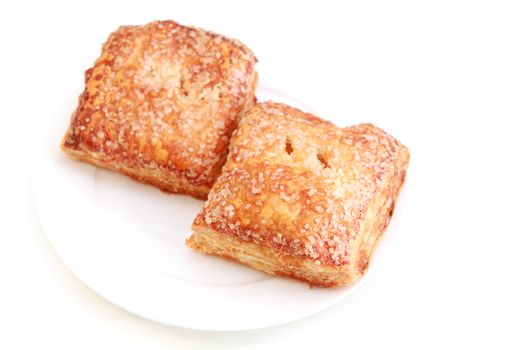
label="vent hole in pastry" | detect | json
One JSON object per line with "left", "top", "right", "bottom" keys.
{"left": 285, "top": 138, "right": 294, "bottom": 155}
{"left": 317, "top": 152, "right": 330, "bottom": 168}
{"left": 179, "top": 76, "right": 189, "bottom": 96}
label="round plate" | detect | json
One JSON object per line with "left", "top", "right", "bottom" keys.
{"left": 33, "top": 87, "right": 399, "bottom": 331}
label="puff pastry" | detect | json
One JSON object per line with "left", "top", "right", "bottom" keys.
{"left": 187, "top": 102, "right": 409, "bottom": 287}
{"left": 61, "top": 20, "right": 258, "bottom": 199}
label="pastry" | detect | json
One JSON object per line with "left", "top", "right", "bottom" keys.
{"left": 187, "top": 101, "right": 409, "bottom": 287}
{"left": 61, "top": 20, "right": 258, "bottom": 199}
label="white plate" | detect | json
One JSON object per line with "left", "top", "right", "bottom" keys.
{"left": 33, "top": 87, "right": 401, "bottom": 331}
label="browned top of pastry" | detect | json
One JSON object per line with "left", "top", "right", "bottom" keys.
{"left": 62, "top": 20, "right": 258, "bottom": 188}
{"left": 194, "top": 102, "right": 409, "bottom": 266}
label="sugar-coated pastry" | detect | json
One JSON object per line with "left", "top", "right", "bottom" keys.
{"left": 61, "top": 20, "right": 258, "bottom": 199}
{"left": 187, "top": 102, "right": 409, "bottom": 287}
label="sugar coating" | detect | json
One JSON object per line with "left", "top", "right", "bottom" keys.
{"left": 62, "top": 20, "right": 258, "bottom": 193}
{"left": 194, "top": 101, "right": 408, "bottom": 266}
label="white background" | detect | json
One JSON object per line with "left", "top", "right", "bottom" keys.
{"left": 1, "top": 0, "right": 504, "bottom": 348}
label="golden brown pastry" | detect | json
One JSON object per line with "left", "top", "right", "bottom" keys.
{"left": 187, "top": 102, "right": 409, "bottom": 287}
{"left": 61, "top": 20, "right": 258, "bottom": 199}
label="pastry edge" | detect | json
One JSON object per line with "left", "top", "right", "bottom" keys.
{"left": 186, "top": 225, "right": 360, "bottom": 287}
{"left": 61, "top": 142, "right": 210, "bottom": 200}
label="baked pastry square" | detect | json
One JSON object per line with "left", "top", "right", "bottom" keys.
{"left": 61, "top": 20, "right": 258, "bottom": 199}
{"left": 187, "top": 102, "right": 409, "bottom": 287}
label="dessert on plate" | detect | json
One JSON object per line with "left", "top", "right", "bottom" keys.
{"left": 187, "top": 102, "right": 409, "bottom": 287}
{"left": 60, "top": 19, "right": 409, "bottom": 288}
{"left": 61, "top": 20, "right": 258, "bottom": 199}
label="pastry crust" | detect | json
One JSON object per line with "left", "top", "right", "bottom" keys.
{"left": 187, "top": 102, "right": 409, "bottom": 287}
{"left": 61, "top": 20, "right": 258, "bottom": 199}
